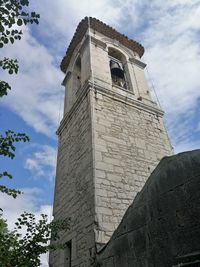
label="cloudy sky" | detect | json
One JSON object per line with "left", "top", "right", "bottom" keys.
{"left": 1, "top": 0, "right": 200, "bottom": 266}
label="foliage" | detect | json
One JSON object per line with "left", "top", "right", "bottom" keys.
{"left": 0, "top": 129, "right": 29, "bottom": 193}
{"left": 0, "top": 130, "right": 29, "bottom": 159}
{"left": 0, "top": 58, "right": 18, "bottom": 96}
{"left": 0, "top": 130, "right": 29, "bottom": 198}
{"left": 0, "top": 58, "right": 18, "bottom": 74}
{"left": 0, "top": 0, "right": 40, "bottom": 97}
{"left": 0, "top": 213, "right": 70, "bottom": 267}
{"left": 0, "top": 0, "right": 40, "bottom": 48}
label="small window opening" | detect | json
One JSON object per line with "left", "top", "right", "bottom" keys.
{"left": 65, "top": 240, "right": 72, "bottom": 267}
{"left": 73, "top": 56, "right": 81, "bottom": 91}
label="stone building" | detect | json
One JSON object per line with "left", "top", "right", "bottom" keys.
{"left": 49, "top": 17, "right": 173, "bottom": 267}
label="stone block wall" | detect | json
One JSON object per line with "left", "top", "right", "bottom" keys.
{"left": 50, "top": 91, "right": 95, "bottom": 267}
{"left": 93, "top": 89, "right": 173, "bottom": 244}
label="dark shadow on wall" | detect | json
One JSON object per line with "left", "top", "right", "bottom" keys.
{"left": 96, "top": 149, "right": 200, "bottom": 267}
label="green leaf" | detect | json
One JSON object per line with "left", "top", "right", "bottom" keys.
{"left": 0, "top": 80, "right": 11, "bottom": 97}
{"left": 20, "top": 0, "right": 29, "bottom": 6}
{"left": 21, "top": 11, "right": 27, "bottom": 16}
{"left": 0, "top": 24, "right": 4, "bottom": 32}
{"left": 5, "top": 3, "right": 11, "bottom": 10}
{"left": 3, "top": 38, "right": 8, "bottom": 44}
{"left": 17, "top": 19, "right": 23, "bottom": 26}
{"left": 34, "top": 19, "right": 39, "bottom": 24}
{"left": 10, "top": 37, "right": 14, "bottom": 44}
{"left": 3, "top": 8, "right": 9, "bottom": 15}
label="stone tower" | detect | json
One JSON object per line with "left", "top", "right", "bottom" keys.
{"left": 50, "top": 17, "right": 173, "bottom": 267}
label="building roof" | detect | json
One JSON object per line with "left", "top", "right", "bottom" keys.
{"left": 60, "top": 17, "right": 145, "bottom": 73}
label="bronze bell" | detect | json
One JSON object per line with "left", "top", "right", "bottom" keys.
{"left": 110, "top": 60, "right": 124, "bottom": 79}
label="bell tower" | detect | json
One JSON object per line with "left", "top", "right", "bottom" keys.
{"left": 50, "top": 17, "right": 173, "bottom": 267}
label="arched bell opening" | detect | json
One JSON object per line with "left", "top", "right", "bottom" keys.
{"left": 73, "top": 56, "right": 81, "bottom": 92}
{"left": 108, "top": 47, "right": 128, "bottom": 89}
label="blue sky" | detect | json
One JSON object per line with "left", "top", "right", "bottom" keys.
{"left": 1, "top": 1, "right": 200, "bottom": 266}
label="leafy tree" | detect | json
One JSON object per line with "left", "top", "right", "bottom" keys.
{"left": 0, "top": 131, "right": 70, "bottom": 266}
{"left": 0, "top": 213, "right": 70, "bottom": 267}
{"left": 0, "top": 1, "right": 70, "bottom": 266}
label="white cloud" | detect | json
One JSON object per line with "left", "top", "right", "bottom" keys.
{"left": 145, "top": 35, "right": 200, "bottom": 115}
{"left": 1, "top": 28, "right": 64, "bottom": 137}
{"left": 33, "top": 0, "right": 123, "bottom": 36}
{"left": 139, "top": 1, "right": 200, "bottom": 151}
{"left": 24, "top": 145, "right": 56, "bottom": 179}
{"left": 142, "top": 1, "right": 200, "bottom": 109}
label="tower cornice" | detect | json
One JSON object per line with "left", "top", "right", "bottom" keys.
{"left": 57, "top": 81, "right": 164, "bottom": 136}
{"left": 61, "top": 17, "right": 144, "bottom": 73}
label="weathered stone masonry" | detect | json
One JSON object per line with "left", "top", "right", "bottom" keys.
{"left": 50, "top": 92, "right": 96, "bottom": 266}
{"left": 93, "top": 90, "right": 172, "bottom": 244}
